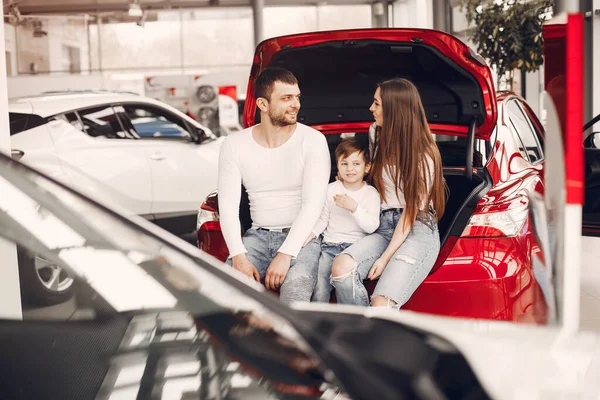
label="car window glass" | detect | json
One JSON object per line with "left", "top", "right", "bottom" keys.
{"left": 112, "top": 105, "right": 141, "bottom": 139}
{"left": 77, "top": 106, "right": 132, "bottom": 139}
{"left": 59, "top": 112, "right": 84, "bottom": 131}
{"left": 123, "top": 105, "right": 191, "bottom": 140}
{"left": 9, "top": 113, "right": 46, "bottom": 136}
{"left": 507, "top": 100, "right": 543, "bottom": 163}
{"left": 519, "top": 101, "right": 545, "bottom": 154}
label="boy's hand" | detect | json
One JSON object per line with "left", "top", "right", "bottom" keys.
{"left": 303, "top": 233, "right": 316, "bottom": 247}
{"left": 334, "top": 194, "right": 358, "bottom": 213}
{"left": 232, "top": 254, "right": 261, "bottom": 282}
{"left": 265, "top": 253, "right": 292, "bottom": 290}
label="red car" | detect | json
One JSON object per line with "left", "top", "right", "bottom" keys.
{"left": 197, "top": 29, "right": 549, "bottom": 324}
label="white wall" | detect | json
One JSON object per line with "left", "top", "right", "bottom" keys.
{"left": 0, "top": 11, "right": 23, "bottom": 320}
{"left": 7, "top": 74, "right": 104, "bottom": 98}
{"left": 47, "top": 19, "right": 90, "bottom": 74}
{"left": 16, "top": 23, "right": 50, "bottom": 74}
{"left": 4, "top": 24, "right": 17, "bottom": 76}
{"left": 392, "top": 0, "right": 433, "bottom": 28}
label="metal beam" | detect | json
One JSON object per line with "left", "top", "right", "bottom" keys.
{"left": 252, "top": 0, "right": 264, "bottom": 47}
{"left": 8, "top": 1, "right": 212, "bottom": 15}
{"left": 7, "top": 0, "right": 373, "bottom": 16}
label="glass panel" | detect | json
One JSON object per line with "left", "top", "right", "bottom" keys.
{"left": 78, "top": 106, "right": 131, "bottom": 139}
{"left": 507, "top": 100, "right": 543, "bottom": 163}
{"left": 123, "top": 105, "right": 191, "bottom": 139}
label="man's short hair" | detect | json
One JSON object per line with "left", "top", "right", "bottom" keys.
{"left": 335, "top": 137, "right": 371, "bottom": 163}
{"left": 254, "top": 67, "right": 298, "bottom": 101}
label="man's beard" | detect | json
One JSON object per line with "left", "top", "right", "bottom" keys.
{"left": 268, "top": 109, "right": 297, "bottom": 127}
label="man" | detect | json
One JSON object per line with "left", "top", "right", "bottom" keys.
{"left": 218, "top": 67, "right": 330, "bottom": 305}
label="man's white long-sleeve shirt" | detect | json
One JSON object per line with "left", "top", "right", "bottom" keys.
{"left": 312, "top": 180, "right": 381, "bottom": 244}
{"left": 218, "top": 123, "right": 330, "bottom": 258}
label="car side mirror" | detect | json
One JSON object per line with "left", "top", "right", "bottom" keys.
{"left": 586, "top": 132, "right": 600, "bottom": 149}
{"left": 191, "top": 127, "right": 207, "bottom": 144}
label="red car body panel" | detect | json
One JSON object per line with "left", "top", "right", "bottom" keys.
{"left": 198, "top": 29, "right": 549, "bottom": 324}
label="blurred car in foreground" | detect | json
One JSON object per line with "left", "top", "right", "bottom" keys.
{"left": 1, "top": 141, "right": 599, "bottom": 399}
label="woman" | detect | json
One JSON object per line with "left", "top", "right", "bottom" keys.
{"left": 330, "top": 78, "right": 446, "bottom": 308}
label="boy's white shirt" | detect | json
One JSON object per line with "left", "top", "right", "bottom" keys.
{"left": 312, "top": 180, "right": 381, "bottom": 244}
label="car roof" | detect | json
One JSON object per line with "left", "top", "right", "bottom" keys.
{"left": 8, "top": 91, "right": 168, "bottom": 118}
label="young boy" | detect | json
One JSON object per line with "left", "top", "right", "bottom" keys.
{"left": 305, "top": 137, "right": 381, "bottom": 302}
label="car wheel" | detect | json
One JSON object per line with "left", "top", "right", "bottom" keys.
{"left": 17, "top": 247, "right": 75, "bottom": 306}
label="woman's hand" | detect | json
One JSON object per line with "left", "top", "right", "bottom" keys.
{"left": 368, "top": 256, "right": 390, "bottom": 280}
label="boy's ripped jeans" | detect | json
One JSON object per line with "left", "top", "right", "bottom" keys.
{"left": 331, "top": 209, "right": 440, "bottom": 307}
{"left": 311, "top": 241, "right": 353, "bottom": 302}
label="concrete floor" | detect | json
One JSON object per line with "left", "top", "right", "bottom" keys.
{"left": 580, "top": 236, "right": 600, "bottom": 332}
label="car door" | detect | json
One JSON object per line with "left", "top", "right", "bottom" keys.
{"left": 47, "top": 105, "right": 154, "bottom": 216}
{"left": 121, "top": 103, "right": 220, "bottom": 235}
{"left": 583, "top": 114, "right": 600, "bottom": 236}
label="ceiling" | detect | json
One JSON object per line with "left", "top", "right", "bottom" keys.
{"left": 3, "top": 0, "right": 376, "bottom": 16}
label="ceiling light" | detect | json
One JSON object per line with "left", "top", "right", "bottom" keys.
{"left": 128, "top": 3, "right": 143, "bottom": 17}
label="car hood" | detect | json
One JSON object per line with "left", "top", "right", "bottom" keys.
{"left": 293, "top": 303, "right": 600, "bottom": 400}
{"left": 244, "top": 28, "right": 497, "bottom": 140}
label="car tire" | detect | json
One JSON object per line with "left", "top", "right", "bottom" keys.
{"left": 17, "top": 247, "right": 75, "bottom": 306}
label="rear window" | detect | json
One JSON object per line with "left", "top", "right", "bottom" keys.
{"left": 9, "top": 113, "right": 46, "bottom": 136}
{"left": 324, "top": 132, "right": 486, "bottom": 179}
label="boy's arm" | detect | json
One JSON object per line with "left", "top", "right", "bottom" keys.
{"left": 278, "top": 133, "right": 330, "bottom": 257}
{"left": 218, "top": 139, "right": 246, "bottom": 257}
{"left": 351, "top": 188, "right": 381, "bottom": 234}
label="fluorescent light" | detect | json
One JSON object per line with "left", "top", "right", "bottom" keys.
{"left": 128, "top": 4, "right": 143, "bottom": 17}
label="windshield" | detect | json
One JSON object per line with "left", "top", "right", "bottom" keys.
{"left": 0, "top": 155, "right": 342, "bottom": 399}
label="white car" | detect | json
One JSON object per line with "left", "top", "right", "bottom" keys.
{"left": 9, "top": 91, "right": 223, "bottom": 303}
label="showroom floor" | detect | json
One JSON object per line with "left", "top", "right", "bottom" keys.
{"left": 581, "top": 236, "right": 600, "bottom": 332}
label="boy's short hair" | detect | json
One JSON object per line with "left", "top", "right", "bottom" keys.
{"left": 335, "top": 137, "right": 371, "bottom": 163}
{"left": 254, "top": 67, "right": 298, "bottom": 101}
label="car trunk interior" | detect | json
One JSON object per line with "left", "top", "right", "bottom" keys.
{"left": 261, "top": 40, "right": 488, "bottom": 130}
{"left": 233, "top": 131, "right": 490, "bottom": 246}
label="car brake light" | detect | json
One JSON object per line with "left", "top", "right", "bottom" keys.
{"left": 197, "top": 194, "right": 219, "bottom": 230}
{"left": 461, "top": 198, "right": 529, "bottom": 238}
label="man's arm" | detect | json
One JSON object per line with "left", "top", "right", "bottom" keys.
{"left": 311, "top": 186, "right": 332, "bottom": 238}
{"left": 278, "top": 133, "right": 331, "bottom": 257}
{"left": 218, "top": 138, "right": 246, "bottom": 257}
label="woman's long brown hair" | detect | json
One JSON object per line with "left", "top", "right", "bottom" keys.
{"left": 370, "top": 78, "right": 446, "bottom": 231}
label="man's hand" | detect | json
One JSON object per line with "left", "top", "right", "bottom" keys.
{"left": 303, "top": 233, "right": 316, "bottom": 247}
{"left": 265, "top": 253, "right": 292, "bottom": 290}
{"left": 232, "top": 254, "right": 260, "bottom": 282}
{"left": 334, "top": 194, "right": 358, "bottom": 213}
{"left": 368, "top": 256, "right": 390, "bottom": 280}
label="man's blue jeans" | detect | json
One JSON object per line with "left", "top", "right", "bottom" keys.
{"left": 227, "top": 227, "right": 321, "bottom": 305}
{"left": 311, "top": 241, "right": 352, "bottom": 302}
